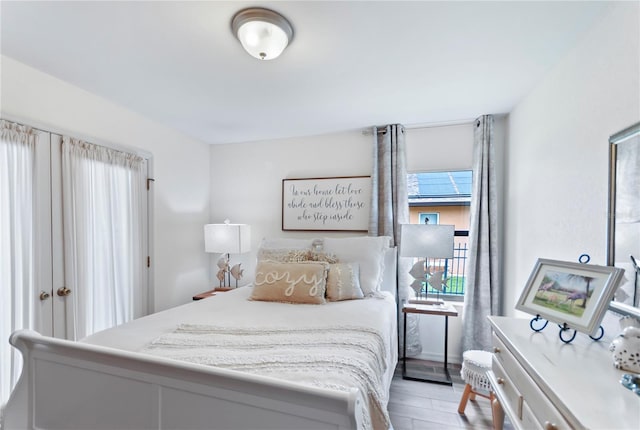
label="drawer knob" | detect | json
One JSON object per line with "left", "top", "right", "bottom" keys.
{"left": 493, "top": 346, "right": 501, "bottom": 353}
{"left": 544, "top": 421, "right": 558, "bottom": 430}
{"left": 497, "top": 377, "right": 505, "bottom": 385}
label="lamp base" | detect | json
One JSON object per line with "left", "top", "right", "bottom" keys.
{"left": 409, "top": 299, "right": 445, "bottom": 306}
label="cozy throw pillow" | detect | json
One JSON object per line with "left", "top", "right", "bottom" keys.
{"left": 326, "top": 263, "right": 363, "bottom": 301}
{"left": 251, "top": 261, "right": 328, "bottom": 304}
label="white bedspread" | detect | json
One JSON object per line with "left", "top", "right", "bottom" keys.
{"left": 83, "top": 286, "right": 398, "bottom": 430}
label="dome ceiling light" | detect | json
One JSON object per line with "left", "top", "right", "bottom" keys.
{"left": 231, "top": 7, "right": 294, "bottom": 60}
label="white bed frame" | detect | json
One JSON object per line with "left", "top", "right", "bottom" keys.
{"left": 2, "top": 330, "right": 364, "bottom": 429}
{"left": 3, "top": 247, "right": 397, "bottom": 430}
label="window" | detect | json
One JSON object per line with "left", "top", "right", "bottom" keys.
{"left": 407, "top": 170, "right": 472, "bottom": 298}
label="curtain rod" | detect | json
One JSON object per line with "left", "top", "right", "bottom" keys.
{"left": 404, "top": 118, "right": 476, "bottom": 130}
{"left": 362, "top": 118, "right": 475, "bottom": 135}
{"left": 2, "top": 116, "right": 53, "bottom": 136}
{"left": 1, "top": 114, "right": 152, "bottom": 159}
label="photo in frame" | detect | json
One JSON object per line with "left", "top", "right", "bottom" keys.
{"left": 516, "top": 258, "right": 625, "bottom": 336}
{"left": 282, "top": 176, "right": 371, "bottom": 232}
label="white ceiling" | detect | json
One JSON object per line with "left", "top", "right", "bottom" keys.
{"left": 1, "top": 1, "right": 611, "bottom": 144}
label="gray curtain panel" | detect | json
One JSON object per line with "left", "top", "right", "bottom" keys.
{"left": 369, "top": 124, "right": 421, "bottom": 357}
{"left": 462, "top": 115, "right": 501, "bottom": 352}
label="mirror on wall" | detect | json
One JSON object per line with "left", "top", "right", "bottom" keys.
{"left": 607, "top": 121, "right": 640, "bottom": 318}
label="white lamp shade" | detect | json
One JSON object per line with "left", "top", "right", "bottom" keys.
{"left": 400, "top": 224, "right": 454, "bottom": 259}
{"left": 204, "top": 224, "right": 251, "bottom": 254}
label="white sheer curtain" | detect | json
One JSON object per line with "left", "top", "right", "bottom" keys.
{"left": 62, "top": 137, "right": 146, "bottom": 340}
{"left": 0, "top": 120, "right": 36, "bottom": 408}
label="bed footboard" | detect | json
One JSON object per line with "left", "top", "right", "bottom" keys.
{"left": 2, "top": 330, "right": 363, "bottom": 430}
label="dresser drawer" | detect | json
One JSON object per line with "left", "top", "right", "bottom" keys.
{"left": 492, "top": 333, "right": 526, "bottom": 385}
{"left": 523, "top": 382, "right": 570, "bottom": 430}
{"left": 492, "top": 333, "right": 571, "bottom": 430}
{"left": 491, "top": 356, "right": 523, "bottom": 420}
{"left": 521, "top": 400, "right": 541, "bottom": 430}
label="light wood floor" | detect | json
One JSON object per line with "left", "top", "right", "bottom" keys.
{"left": 388, "top": 361, "right": 513, "bottom": 430}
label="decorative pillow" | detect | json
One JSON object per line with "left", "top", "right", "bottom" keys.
{"left": 309, "top": 251, "right": 340, "bottom": 264}
{"left": 251, "top": 261, "right": 329, "bottom": 304}
{"left": 322, "top": 236, "right": 391, "bottom": 296}
{"left": 257, "top": 248, "right": 312, "bottom": 263}
{"left": 326, "top": 263, "right": 363, "bottom": 302}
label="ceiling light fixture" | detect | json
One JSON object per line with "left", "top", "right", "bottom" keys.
{"left": 231, "top": 8, "right": 293, "bottom": 60}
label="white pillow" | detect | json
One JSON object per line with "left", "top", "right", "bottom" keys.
{"left": 379, "top": 247, "right": 397, "bottom": 295}
{"left": 322, "top": 236, "right": 391, "bottom": 296}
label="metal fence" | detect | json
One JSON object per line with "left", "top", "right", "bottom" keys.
{"left": 424, "top": 241, "right": 468, "bottom": 296}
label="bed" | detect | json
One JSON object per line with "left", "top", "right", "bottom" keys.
{"left": 2, "top": 237, "right": 398, "bottom": 430}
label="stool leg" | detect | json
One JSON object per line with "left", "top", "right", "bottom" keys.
{"left": 490, "top": 392, "right": 504, "bottom": 430}
{"left": 457, "top": 383, "right": 473, "bottom": 414}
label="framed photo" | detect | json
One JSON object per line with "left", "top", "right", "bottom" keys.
{"left": 516, "top": 258, "right": 625, "bottom": 336}
{"left": 607, "top": 121, "right": 640, "bottom": 314}
{"left": 282, "top": 176, "right": 371, "bottom": 231}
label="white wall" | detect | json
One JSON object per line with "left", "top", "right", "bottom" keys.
{"left": 209, "top": 124, "right": 476, "bottom": 259}
{"left": 1, "top": 56, "right": 211, "bottom": 312}
{"left": 406, "top": 123, "right": 474, "bottom": 172}
{"left": 208, "top": 129, "right": 372, "bottom": 281}
{"left": 504, "top": 2, "right": 640, "bottom": 317}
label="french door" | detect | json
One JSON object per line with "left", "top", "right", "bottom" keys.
{"left": 1, "top": 120, "right": 150, "bottom": 407}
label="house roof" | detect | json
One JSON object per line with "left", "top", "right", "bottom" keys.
{"left": 408, "top": 171, "right": 472, "bottom": 199}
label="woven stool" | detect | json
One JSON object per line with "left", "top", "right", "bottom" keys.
{"left": 457, "top": 350, "right": 503, "bottom": 430}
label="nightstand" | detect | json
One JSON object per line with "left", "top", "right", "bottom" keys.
{"left": 192, "top": 287, "right": 233, "bottom": 301}
{"left": 402, "top": 301, "right": 458, "bottom": 385}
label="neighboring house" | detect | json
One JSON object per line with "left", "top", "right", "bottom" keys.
{"left": 408, "top": 171, "right": 471, "bottom": 231}
{"left": 408, "top": 171, "right": 472, "bottom": 296}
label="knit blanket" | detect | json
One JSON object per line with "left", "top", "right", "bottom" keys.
{"left": 141, "top": 324, "right": 390, "bottom": 430}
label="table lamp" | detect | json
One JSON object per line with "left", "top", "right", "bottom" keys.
{"left": 400, "top": 224, "right": 454, "bottom": 303}
{"left": 204, "top": 220, "right": 251, "bottom": 288}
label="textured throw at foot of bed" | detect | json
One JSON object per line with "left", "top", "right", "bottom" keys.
{"left": 141, "top": 324, "right": 390, "bottom": 430}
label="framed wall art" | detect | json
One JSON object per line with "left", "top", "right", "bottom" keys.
{"left": 282, "top": 176, "right": 371, "bottom": 232}
{"left": 607, "top": 121, "right": 640, "bottom": 319}
{"left": 516, "top": 258, "right": 625, "bottom": 336}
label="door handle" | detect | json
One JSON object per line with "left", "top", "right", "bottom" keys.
{"left": 39, "top": 291, "right": 51, "bottom": 300}
{"left": 57, "top": 287, "right": 71, "bottom": 297}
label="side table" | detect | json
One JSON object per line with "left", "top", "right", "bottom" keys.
{"left": 402, "top": 301, "right": 458, "bottom": 385}
{"left": 192, "top": 287, "right": 233, "bottom": 301}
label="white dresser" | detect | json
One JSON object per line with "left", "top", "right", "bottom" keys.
{"left": 487, "top": 316, "right": 639, "bottom": 430}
